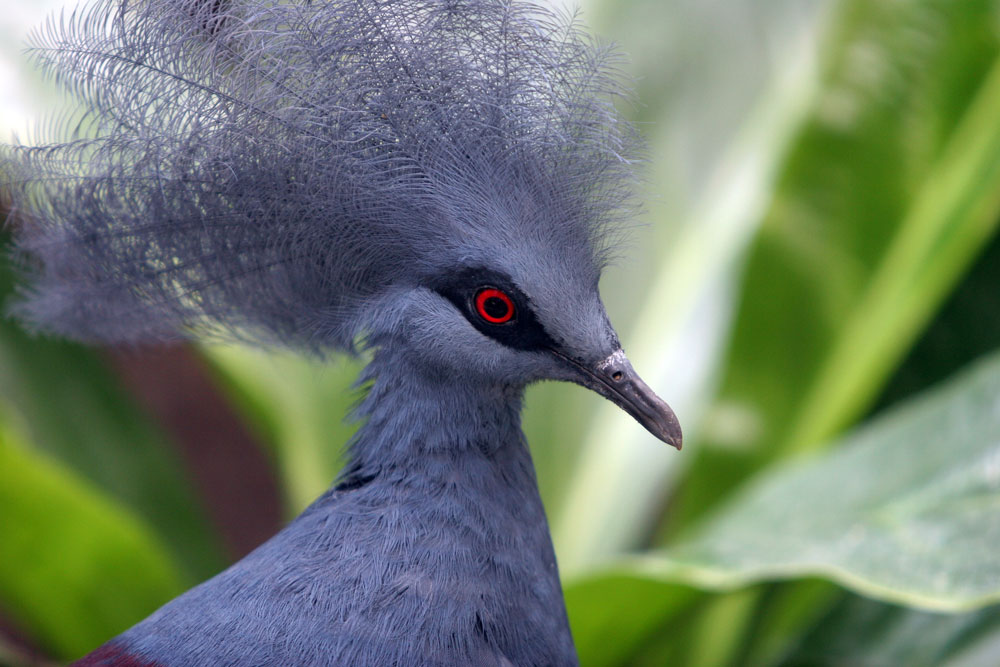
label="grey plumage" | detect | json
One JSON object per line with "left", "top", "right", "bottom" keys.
{"left": 113, "top": 345, "right": 576, "bottom": 664}
{"left": 7, "top": 0, "right": 638, "bottom": 350}
{"left": 4, "top": 0, "right": 681, "bottom": 664}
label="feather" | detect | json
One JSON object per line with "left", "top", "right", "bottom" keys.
{"left": 4, "top": 0, "right": 642, "bottom": 352}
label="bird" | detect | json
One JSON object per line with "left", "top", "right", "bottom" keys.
{"left": 5, "top": 0, "right": 682, "bottom": 664}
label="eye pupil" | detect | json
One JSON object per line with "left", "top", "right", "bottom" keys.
{"left": 475, "top": 288, "right": 515, "bottom": 324}
{"left": 483, "top": 296, "right": 509, "bottom": 319}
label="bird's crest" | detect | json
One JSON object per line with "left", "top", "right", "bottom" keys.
{"left": 4, "top": 0, "right": 642, "bottom": 352}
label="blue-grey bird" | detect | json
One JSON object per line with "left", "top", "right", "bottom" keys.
{"left": 5, "top": 0, "right": 681, "bottom": 663}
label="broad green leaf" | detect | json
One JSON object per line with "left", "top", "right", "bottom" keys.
{"left": 763, "top": 197, "right": 1000, "bottom": 667}
{"left": 565, "top": 348, "right": 1000, "bottom": 665}
{"left": 203, "top": 345, "right": 361, "bottom": 515}
{"left": 722, "top": 188, "right": 1000, "bottom": 667}
{"left": 593, "top": 350, "right": 1000, "bottom": 612}
{"left": 677, "top": 0, "right": 1000, "bottom": 533}
{"left": 702, "top": 189, "right": 1000, "bottom": 667}
{"left": 0, "top": 425, "right": 186, "bottom": 660}
{"left": 742, "top": 123, "right": 1000, "bottom": 667}
{"left": 780, "top": 594, "right": 1000, "bottom": 667}
{"left": 0, "top": 237, "right": 224, "bottom": 581}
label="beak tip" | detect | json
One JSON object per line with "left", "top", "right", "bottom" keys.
{"left": 660, "top": 421, "right": 683, "bottom": 451}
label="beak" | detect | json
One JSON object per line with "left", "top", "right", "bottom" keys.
{"left": 550, "top": 348, "right": 683, "bottom": 449}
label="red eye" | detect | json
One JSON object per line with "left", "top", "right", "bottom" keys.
{"left": 475, "top": 288, "right": 515, "bottom": 324}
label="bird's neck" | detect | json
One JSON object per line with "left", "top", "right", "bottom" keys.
{"left": 326, "top": 346, "right": 576, "bottom": 662}
{"left": 345, "top": 346, "right": 528, "bottom": 473}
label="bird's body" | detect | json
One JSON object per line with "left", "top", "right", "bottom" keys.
{"left": 87, "top": 350, "right": 573, "bottom": 665}
{"left": 5, "top": 0, "right": 681, "bottom": 663}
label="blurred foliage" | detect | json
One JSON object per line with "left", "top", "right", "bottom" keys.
{"left": 564, "top": 350, "right": 1000, "bottom": 665}
{"left": 205, "top": 346, "right": 361, "bottom": 516}
{"left": 3, "top": 0, "right": 1000, "bottom": 665}
{"left": 674, "top": 0, "right": 1000, "bottom": 534}
{"left": 781, "top": 595, "right": 1000, "bottom": 666}
{"left": 664, "top": 350, "right": 1000, "bottom": 612}
{"left": 0, "top": 425, "right": 186, "bottom": 658}
{"left": 0, "top": 233, "right": 224, "bottom": 583}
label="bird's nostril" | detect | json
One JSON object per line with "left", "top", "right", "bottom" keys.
{"left": 611, "top": 371, "right": 623, "bottom": 382}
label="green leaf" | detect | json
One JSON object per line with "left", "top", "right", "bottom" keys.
{"left": 564, "top": 576, "right": 838, "bottom": 667}
{"left": 780, "top": 594, "right": 1000, "bottom": 667}
{"left": 565, "top": 348, "right": 1000, "bottom": 664}
{"left": 594, "top": 350, "right": 1000, "bottom": 612}
{"left": 565, "top": 575, "right": 702, "bottom": 667}
{"left": 0, "top": 425, "right": 186, "bottom": 660}
{"left": 731, "top": 581, "right": 842, "bottom": 667}
{"left": 875, "top": 219, "right": 1000, "bottom": 414}
{"left": 678, "top": 0, "right": 1000, "bottom": 532}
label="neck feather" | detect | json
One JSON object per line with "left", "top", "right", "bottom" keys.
{"left": 344, "top": 346, "right": 527, "bottom": 474}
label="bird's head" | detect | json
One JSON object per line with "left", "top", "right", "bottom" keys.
{"left": 360, "top": 202, "right": 681, "bottom": 448}
{"left": 7, "top": 0, "right": 680, "bottom": 447}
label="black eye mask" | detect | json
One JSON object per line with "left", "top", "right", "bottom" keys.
{"left": 432, "top": 267, "right": 559, "bottom": 352}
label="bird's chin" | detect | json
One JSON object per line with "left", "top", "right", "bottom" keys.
{"left": 548, "top": 348, "right": 682, "bottom": 449}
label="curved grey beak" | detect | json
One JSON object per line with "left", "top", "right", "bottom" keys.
{"left": 552, "top": 348, "right": 683, "bottom": 449}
